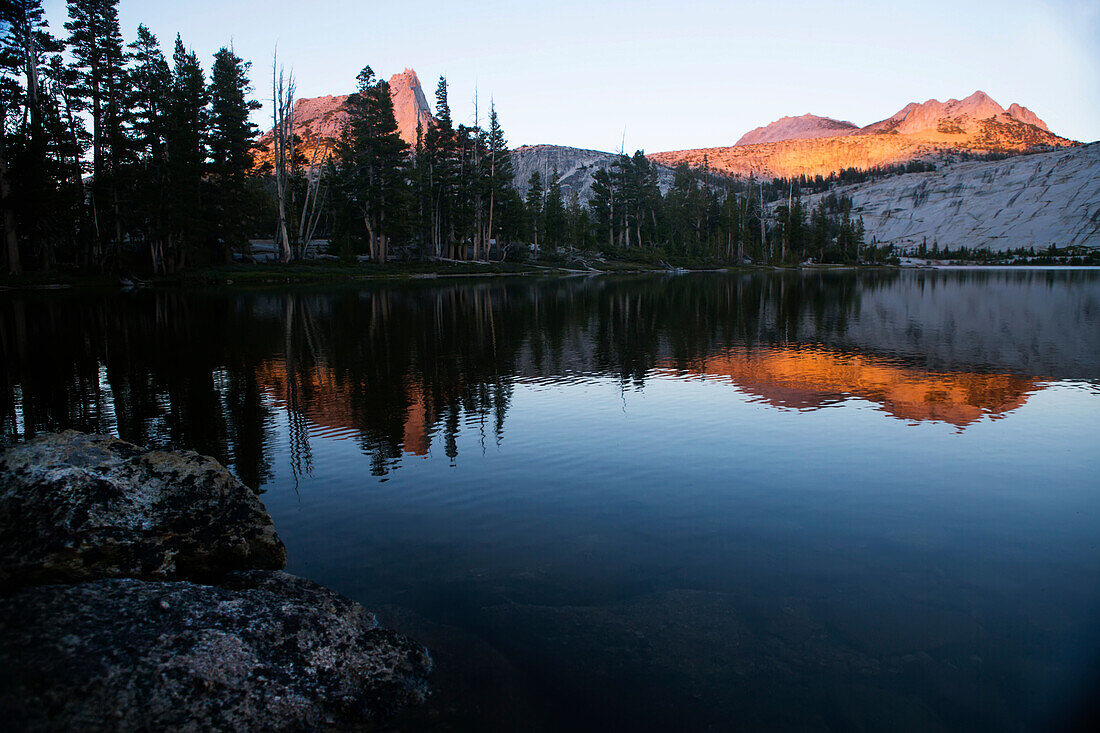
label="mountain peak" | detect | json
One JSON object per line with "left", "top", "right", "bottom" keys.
{"left": 255, "top": 67, "right": 434, "bottom": 166}
{"left": 1006, "top": 102, "right": 1050, "bottom": 132}
{"left": 859, "top": 91, "right": 1046, "bottom": 136}
{"left": 951, "top": 90, "right": 1005, "bottom": 118}
{"left": 387, "top": 68, "right": 433, "bottom": 145}
{"left": 652, "top": 90, "right": 1071, "bottom": 180}
{"left": 735, "top": 113, "right": 858, "bottom": 146}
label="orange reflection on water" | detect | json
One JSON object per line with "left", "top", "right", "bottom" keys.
{"left": 254, "top": 361, "right": 434, "bottom": 456}
{"left": 658, "top": 346, "right": 1044, "bottom": 428}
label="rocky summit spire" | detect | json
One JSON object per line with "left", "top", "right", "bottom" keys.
{"left": 1006, "top": 102, "right": 1050, "bottom": 132}
{"left": 387, "top": 68, "right": 433, "bottom": 146}
{"left": 254, "top": 67, "right": 435, "bottom": 165}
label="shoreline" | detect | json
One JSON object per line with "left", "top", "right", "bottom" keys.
{"left": 2, "top": 259, "right": 1096, "bottom": 292}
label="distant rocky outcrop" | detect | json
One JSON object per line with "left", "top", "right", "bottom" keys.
{"left": 255, "top": 68, "right": 433, "bottom": 165}
{"left": 801, "top": 142, "right": 1100, "bottom": 251}
{"left": 511, "top": 144, "right": 676, "bottom": 201}
{"left": 1005, "top": 103, "right": 1049, "bottom": 132}
{"left": 859, "top": 91, "right": 1009, "bottom": 135}
{"left": 388, "top": 68, "right": 435, "bottom": 145}
{"left": 735, "top": 114, "right": 859, "bottom": 146}
{"left": 652, "top": 91, "right": 1075, "bottom": 179}
{"left": 0, "top": 431, "right": 432, "bottom": 730}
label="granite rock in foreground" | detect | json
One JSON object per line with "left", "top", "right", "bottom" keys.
{"left": 0, "top": 430, "right": 286, "bottom": 590}
{"left": 0, "top": 570, "right": 432, "bottom": 731}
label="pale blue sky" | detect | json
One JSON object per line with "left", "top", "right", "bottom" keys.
{"left": 42, "top": 0, "right": 1099, "bottom": 151}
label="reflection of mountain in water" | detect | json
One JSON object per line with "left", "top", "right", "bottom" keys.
{"left": 662, "top": 346, "right": 1041, "bottom": 426}
{"left": 1, "top": 270, "right": 1097, "bottom": 481}
{"left": 826, "top": 270, "right": 1100, "bottom": 376}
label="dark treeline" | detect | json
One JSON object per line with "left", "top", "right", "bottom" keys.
{"left": 524, "top": 154, "right": 884, "bottom": 266}
{"left": 2, "top": 0, "right": 890, "bottom": 277}
{"left": 911, "top": 240, "right": 1100, "bottom": 265}
{"left": 1, "top": 0, "right": 268, "bottom": 274}
{"left": 768, "top": 160, "right": 938, "bottom": 197}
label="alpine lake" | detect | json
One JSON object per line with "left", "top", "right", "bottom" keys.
{"left": 3, "top": 268, "right": 1099, "bottom": 731}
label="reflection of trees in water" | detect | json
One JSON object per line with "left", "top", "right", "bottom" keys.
{"left": 3, "top": 269, "right": 1091, "bottom": 483}
{"left": 0, "top": 291, "right": 280, "bottom": 487}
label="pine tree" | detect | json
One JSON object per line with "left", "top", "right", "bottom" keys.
{"left": 163, "top": 34, "right": 207, "bottom": 271}
{"left": 525, "top": 171, "right": 542, "bottom": 252}
{"left": 483, "top": 103, "right": 513, "bottom": 257}
{"left": 208, "top": 46, "right": 260, "bottom": 260}
{"left": 331, "top": 65, "right": 410, "bottom": 263}
{"left": 589, "top": 167, "right": 615, "bottom": 249}
{"left": 566, "top": 190, "right": 587, "bottom": 251}
{"left": 424, "top": 76, "right": 456, "bottom": 257}
{"left": 126, "top": 24, "right": 171, "bottom": 270}
{"left": 542, "top": 168, "right": 565, "bottom": 250}
{"left": 66, "top": 0, "right": 128, "bottom": 266}
{"left": 1, "top": 0, "right": 57, "bottom": 271}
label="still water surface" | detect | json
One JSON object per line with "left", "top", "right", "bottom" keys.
{"left": 2, "top": 270, "right": 1099, "bottom": 730}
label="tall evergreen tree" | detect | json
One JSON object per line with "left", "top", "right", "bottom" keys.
{"left": 125, "top": 24, "right": 170, "bottom": 270}
{"left": 424, "top": 76, "right": 456, "bottom": 257}
{"left": 482, "top": 102, "right": 513, "bottom": 256}
{"left": 525, "top": 170, "right": 542, "bottom": 252}
{"left": 1, "top": 0, "right": 56, "bottom": 271}
{"left": 589, "top": 167, "right": 616, "bottom": 249}
{"left": 65, "top": 0, "right": 128, "bottom": 265}
{"left": 162, "top": 34, "right": 207, "bottom": 271}
{"left": 542, "top": 168, "right": 565, "bottom": 250}
{"left": 208, "top": 45, "right": 260, "bottom": 260}
{"left": 331, "top": 65, "right": 410, "bottom": 263}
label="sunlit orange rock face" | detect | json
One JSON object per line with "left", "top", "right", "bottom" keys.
{"left": 658, "top": 345, "right": 1042, "bottom": 428}
{"left": 255, "top": 68, "right": 433, "bottom": 167}
{"left": 650, "top": 91, "right": 1075, "bottom": 179}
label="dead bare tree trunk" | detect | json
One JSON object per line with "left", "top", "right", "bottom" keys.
{"left": 272, "top": 53, "right": 295, "bottom": 263}
{"left": 296, "top": 139, "right": 329, "bottom": 258}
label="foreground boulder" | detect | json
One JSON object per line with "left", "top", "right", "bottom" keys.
{"left": 0, "top": 570, "right": 432, "bottom": 731}
{"left": 0, "top": 431, "right": 285, "bottom": 590}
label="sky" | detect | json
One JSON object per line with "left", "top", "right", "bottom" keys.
{"left": 42, "top": 0, "right": 1100, "bottom": 152}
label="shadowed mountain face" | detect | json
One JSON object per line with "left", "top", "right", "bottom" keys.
{"left": 510, "top": 145, "right": 677, "bottom": 201}
{"left": 651, "top": 91, "right": 1075, "bottom": 179}
{"left": 802, "top": 143, "right": 1100, "bottom": 251}
{"left": 2, "top": 270, "right": 1096, "bottom": 482}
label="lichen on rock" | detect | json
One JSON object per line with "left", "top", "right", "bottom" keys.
{"left": 0, "top": 430, "right": 286, "bottom": 590}
{"left": 0, "top": 431, "right": 432, "bottom": 729}
{"left": 0, "top": 571, "right": 432, "bottom": 731}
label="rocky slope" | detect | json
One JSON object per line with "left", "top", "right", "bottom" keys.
{"left": 802, "top": 142, "right": 1100, "bottom": 251}
{"left": 652, "top": 91, "right": 1076, "bottom": 179}
{"left": 511, "top": 144, "right": 676, "bottom": 200}
{"left": 255, "top": 68, "right": 432, "bottom": 165}
{"left": 735, "top": 114, "right": 858, "bottom": 146}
